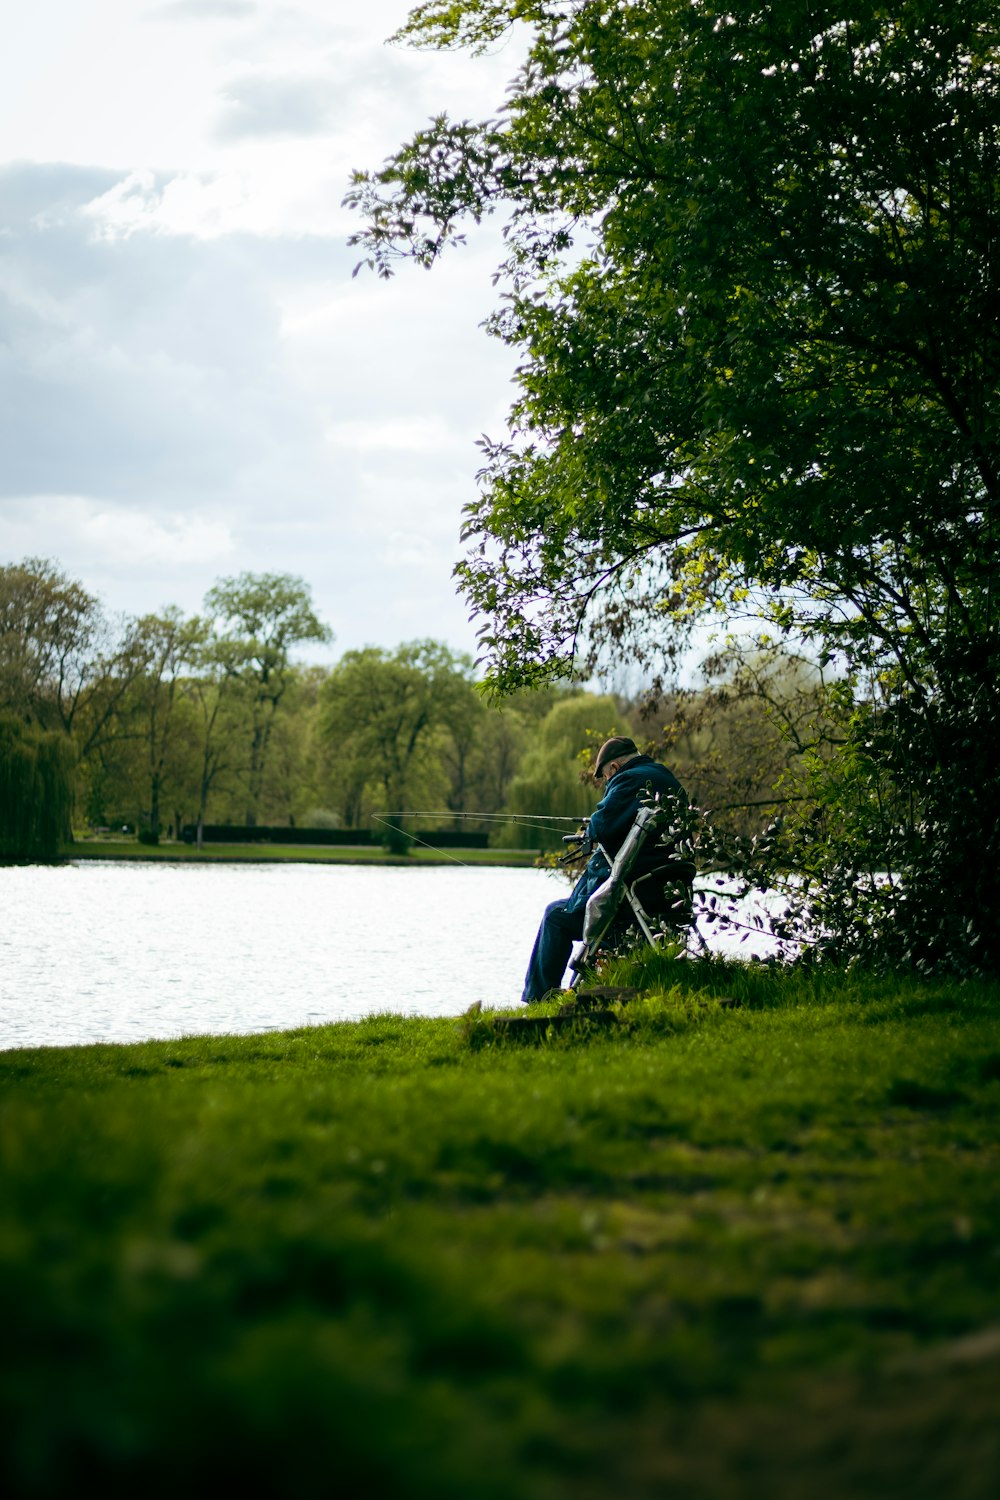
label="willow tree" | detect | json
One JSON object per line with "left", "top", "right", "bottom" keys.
{"left": 0, "top": 714, "right": 76, "bottom": 861}
{"left": 350, "top": 0, "right": 1000, "bottom": 972}
{"left": 502, "top": 692, "right": 630, "bottom": 849}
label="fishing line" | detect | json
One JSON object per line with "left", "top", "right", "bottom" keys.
{"left": 369, "top": 816, "right": 471, "bottom": 867}
{"left": 369, "top": 809, "right": 588, "bottom": 864}
{"left": 380, "top": 810, "right": 585, "bottom": 822}
{"left": 379, "top": 810, "right": 586, "bottom": 836}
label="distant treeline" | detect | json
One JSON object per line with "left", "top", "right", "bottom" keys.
{"left": 1, "top": 557, "right": 825, "bottom": 859}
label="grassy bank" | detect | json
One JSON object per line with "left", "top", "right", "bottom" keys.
{"left": 64, "top": 838, "right": 542, "bottom": 867}
{"left": 2, "top": 957, "right": 999, "bottom": 1498}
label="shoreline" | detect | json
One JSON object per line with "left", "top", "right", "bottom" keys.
{"left": 61, "top": 839, "right": 545, "bottom": 869}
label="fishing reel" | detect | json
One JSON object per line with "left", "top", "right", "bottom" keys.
{"left": 558, "top": 820, "right": 593, "bottom": 867}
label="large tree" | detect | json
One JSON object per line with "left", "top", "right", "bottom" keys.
{"left": 0, "top": 559, "right": 99, "bottom": 723}
{"left": 204, "top": 573, "right": 332, "bottom": 826}
{"left": 0, "top": 557, "right": 147, "bottom": 759}
{"left": 350, "top": 0, "right": 1000, "bottom": 971}
{"left": 181, "top": 642, "right": 244, "bottom": 848}
{"left": 319, "top": 641, "right": 477, "bottom": 842}
{"left": 130, "top": 609, "right": 204, "bottom": 840}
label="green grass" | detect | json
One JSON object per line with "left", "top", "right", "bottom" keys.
{"left": 65, "top": 838, "right": 541, "bottom": 867}
{"left": 2, "top": 958, "right": 999, "bottom": 1498}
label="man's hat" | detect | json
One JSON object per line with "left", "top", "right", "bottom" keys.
{"left": 594, "top": 736, "right": 638, "bottom": 778}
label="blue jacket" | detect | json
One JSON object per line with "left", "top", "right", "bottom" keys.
{"left": 564, "top": 755, "right": 685, "bottom": 915}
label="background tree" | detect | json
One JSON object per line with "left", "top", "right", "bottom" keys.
{"left": 182, "top": 635, "right": 244, "bottom": 850}
{"left": 204, "top": 572, "right": 332, "bottom": 827}
{"left": 0, "top": 713, "right": 75, "bottom": 860}
{"left": 432, "top": 670, "right": 488, "bottom": 827}
{"left": 254, "top": 666, "right": 329, "bottom": 827}
{"left": 465, "top": 704, "right": 527, "bottom": 819}
{"left": 642, "top": 645, "right": 835, "bottom": 839}
{"left": 319, "top": 641, "right": 476, "bottom": 846}
{"left": 351, "top": 0, "right": 1000, "bottom": 971}
{"left": 0, "top": 559, "right": 99, "bottom": 725}
{"left": 501, "top": 692, "right": 629, "bottom": 849}
{"left": 0, "top": 557, "right": 147, "bottom": 762}
{"left": 127, "top": 609, "right": 204, "bottom": 841}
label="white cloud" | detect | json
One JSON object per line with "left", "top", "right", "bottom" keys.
{"left": 148, "top": 1, "right": 257, "bottom": 19}
{"left": 215, "top": 73, "right": 341, "bottom": 141}
{"left": 80, "top": 169, "right": 244, "bottom": 241}
{"left": 324, "top": 417, "right": 465, "bottom": 455}
{"left": 0, "top": 3, "right": 526, "bottom": 656}
{"left": 79, "top": 159, "right": 357, "bottom": 241}
{"left": 0, "top": 495, "right": 235, "bottom": 569}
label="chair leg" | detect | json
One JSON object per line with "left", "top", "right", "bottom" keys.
{"left": 624, "top": 884, "right": 695, "bottom": 953}
{"left": 624, "top": 891, "right": 658, "bottom": 947}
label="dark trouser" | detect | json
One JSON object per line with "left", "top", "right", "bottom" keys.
{"left": 521, "top": 898, "right": 585, "bottom": 1003}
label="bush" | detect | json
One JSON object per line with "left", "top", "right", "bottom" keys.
{"left": 379, "top": 817, "right": 410, "bottom": 856}
{"left": 703, "top": 667, "right": 1000, "bottom": 977}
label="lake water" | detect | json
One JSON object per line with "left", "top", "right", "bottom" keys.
{"left": 0, "top": 860, "right": 779, "bottom": 1051}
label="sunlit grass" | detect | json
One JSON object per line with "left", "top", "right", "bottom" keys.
{"left": 2, "top": 962, "right": 999, "bottom": 1497}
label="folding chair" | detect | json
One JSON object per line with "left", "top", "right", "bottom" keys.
{"left": 568, "top": 801, "right": 696, "bottom": 987}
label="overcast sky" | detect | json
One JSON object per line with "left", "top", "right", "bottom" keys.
{"left": 0, "top": 1, "right": 526, "bottom": 663}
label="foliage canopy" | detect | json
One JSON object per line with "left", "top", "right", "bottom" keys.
{"left": 350, "top": 0, "right": 1000, "bottom": 972}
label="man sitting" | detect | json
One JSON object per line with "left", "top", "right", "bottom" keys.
{"left": 521, "top": 736, "right": 686, "bottom": 1003}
